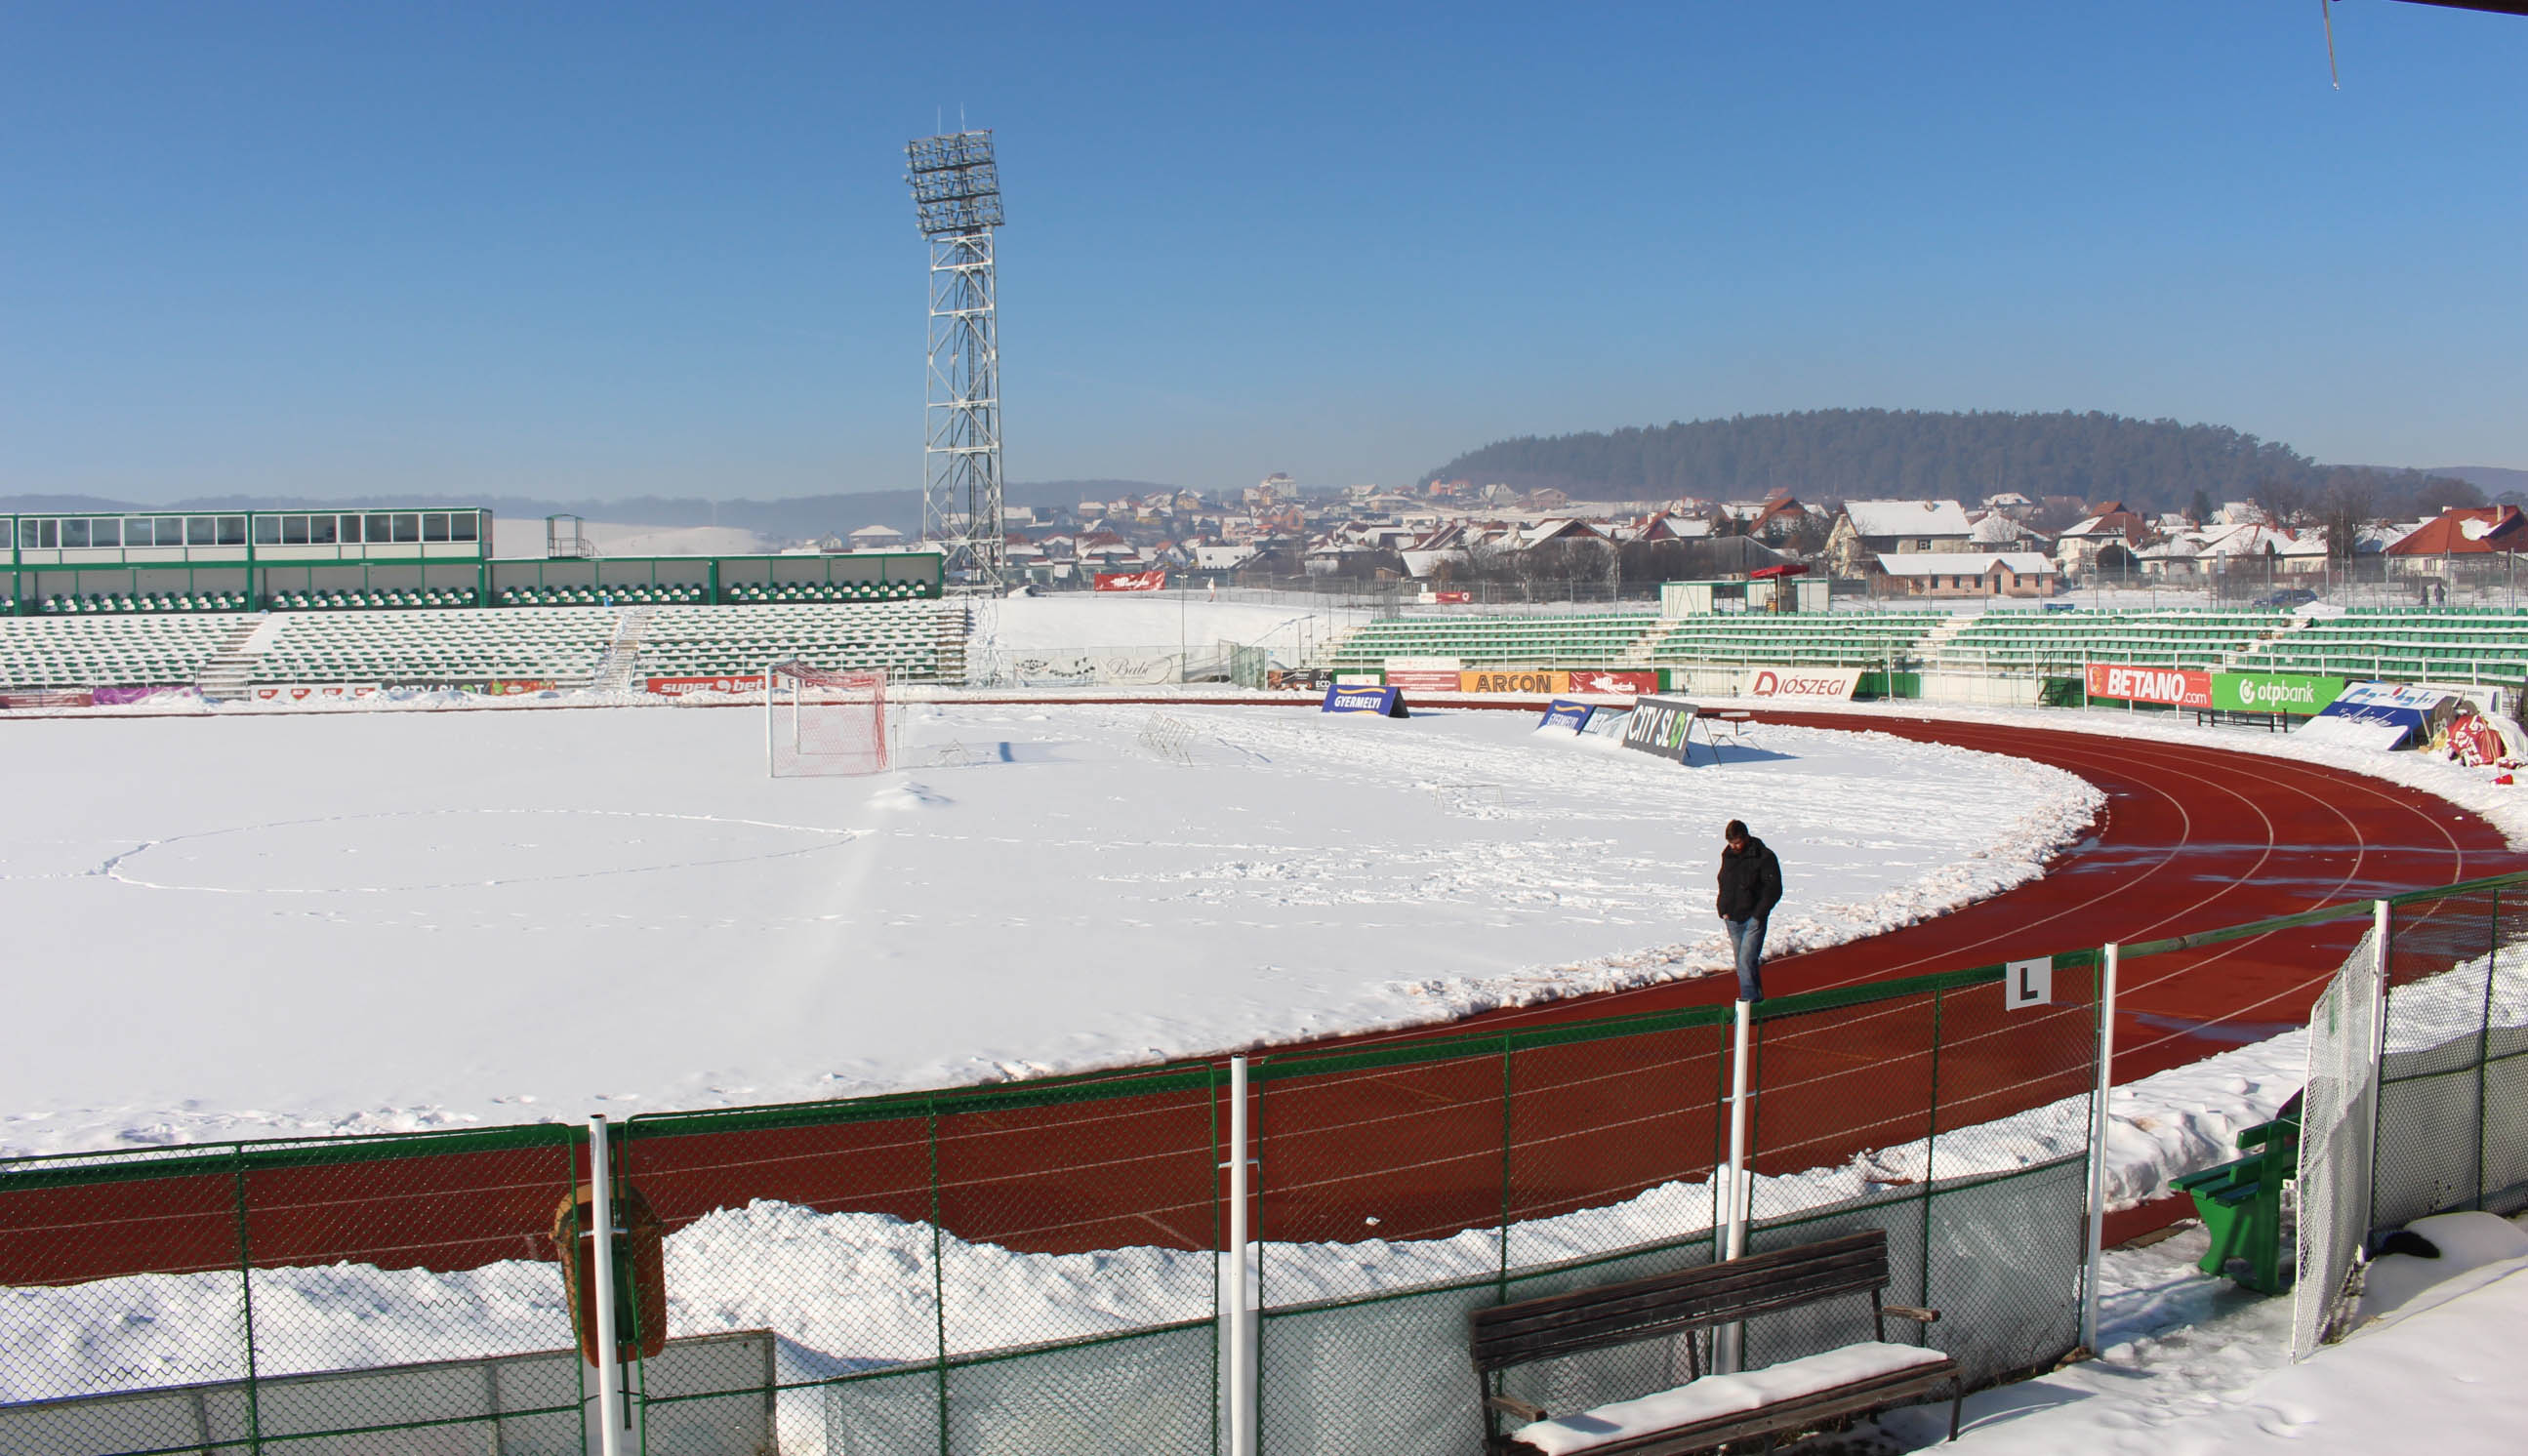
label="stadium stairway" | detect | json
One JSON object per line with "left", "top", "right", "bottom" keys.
{"left": 591, "top": 606, "right": 655, "bottom": 693}
{"left": 194, "top": 616, "right": 275, "bottom": 703}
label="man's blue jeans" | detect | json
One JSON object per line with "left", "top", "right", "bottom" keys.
{"left": 1726, "top": 916, "right": 1767, "bottom": 1003}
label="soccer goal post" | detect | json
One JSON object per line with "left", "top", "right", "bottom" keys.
{"left": 766, "top": 662, "right": 890, "bottom": 778}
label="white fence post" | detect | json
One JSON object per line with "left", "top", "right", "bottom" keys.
{"left": 588, "top": 1115, "right": 625, "bottom": 1456}
{"left": 1226, "top": 1056, "right": 1256, "bottom": 1456}
{"left": 1717, "top": 999, "right": 1755, "bottom": 1374}
{"left": 2081, "top": 944, "right": 2120, "bottom": 1353}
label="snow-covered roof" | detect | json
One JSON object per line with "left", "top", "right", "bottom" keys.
{"left": 1968, "top": 512, "right": 2029, "bottom": 545}
{"left": 1842, "top": 500, "right": 1974, "bottom": 538}
{"left": 1872, "top": 552, "right": 2057, "bottom": 576}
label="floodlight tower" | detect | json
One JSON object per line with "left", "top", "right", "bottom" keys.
{"left": 906, "top": 130, "right": 1007, "bottom": 593}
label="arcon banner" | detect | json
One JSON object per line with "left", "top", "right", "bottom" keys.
{"left": 1739, "top": 665, "right": 1861, "bottom": 702}
{"left": 2084, "top": 664, "right": 2213, "bottom": 709}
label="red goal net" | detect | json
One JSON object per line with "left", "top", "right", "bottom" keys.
{"left": 766, "top": 663, "right": 889, "bottom": 777}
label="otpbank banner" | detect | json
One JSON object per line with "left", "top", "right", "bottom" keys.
{"left": 2212, "top": 670, "right": 2346, "bottom": 716}
{"left": 2084, "top": 664, "right": 2213, "bottom": 708}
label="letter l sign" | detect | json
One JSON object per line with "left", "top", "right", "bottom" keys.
{"left": 2006, "top": 957, "right": 2052, "bottom": 1010}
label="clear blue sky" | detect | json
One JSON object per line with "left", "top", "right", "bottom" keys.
{"left": 4, "top": 2, "right": 2523, "bottom": 505}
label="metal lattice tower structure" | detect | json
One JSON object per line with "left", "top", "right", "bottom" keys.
{"left": 906, "top": 130, "right": 1006, "bottom": 592}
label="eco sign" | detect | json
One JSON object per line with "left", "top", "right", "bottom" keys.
{"left": 2210, "top": 671, "right": 2345, "bottom": 716}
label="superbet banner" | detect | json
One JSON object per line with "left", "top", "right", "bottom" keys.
{"left": 2085, "top": 664, "right": 2213, "bottom": 708}
{"left": 1093, "top": 570, "right": 1167, "bottom": 592}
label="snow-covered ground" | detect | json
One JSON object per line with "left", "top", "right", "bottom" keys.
{"left": 0, "top": 704, "right": 2098, "bottom": 1157}
{"left": 1861, "top": 1211, "right": 2528, "bottom": 1455}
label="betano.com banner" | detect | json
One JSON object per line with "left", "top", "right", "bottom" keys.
{"left": 1092, "top": 570, "right": 1167, "bottom": 592}
{"left": 2085, "top": 664, "right": 2213, "bottom": 708}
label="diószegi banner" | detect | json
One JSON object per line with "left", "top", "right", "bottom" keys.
{"left": 2084, "top": 664, "right": 2213, "bottom": 708}
{"left": 1738, "top": 665, "right": 1860, "bottom": 701}
{"left": 1620, "top": 694, "right": 1700, "bottom": 763}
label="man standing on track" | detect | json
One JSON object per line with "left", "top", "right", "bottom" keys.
{"left": 1716, "top": 819, "right": 1783, "bottom": 1003}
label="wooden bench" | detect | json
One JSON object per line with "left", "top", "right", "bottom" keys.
{"left": 1470, "top": 1230, "right": 1960, "bottom": 1455}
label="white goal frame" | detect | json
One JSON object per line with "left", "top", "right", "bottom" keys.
{"left": 765, "top": 662, "right": 891, "bottom": 777}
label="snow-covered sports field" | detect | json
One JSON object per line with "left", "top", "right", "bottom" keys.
{"left": 0, "top": 702, "right": 2097, "bottom": 1156}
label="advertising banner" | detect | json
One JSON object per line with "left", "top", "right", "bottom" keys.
{"left": 2448, "top": 712, "right": 2508, "bottom": 767}
{"left": 90, "top": 685, "right": 198, "bottom": 706}
{"left": 1739, "top": 666, "right": 1861, "bottom": 702}
{"left": 2084, "top": 664, "right": 2213, "bottom": 708}
{"left": 1537, "top": 699, "right": 1596, "bottom": 734}
{"left": 1619, "top": 694, "right": 1701, "bottom": 763}
{"left": 2210, "top": 670, "right": 2345, "bottom": 716}
{"left": 1568, "top": 668, "right": 1658, "bottom": 696}
{"left": 1460, "top": 668, "right": 1565, "bottom": 695}
{"left": 0, "top": 688, "right": 95, "bottom": 708}
{"left": 1321, "top": 683, "right": 1407, "bottom": 717}
{"left": 1457, "top": 667, "right": 1658, "bottom": 696}
{"left": 249, "top": 684, "right": 382, "bottom": 705}
{"left": 645, "top": 674, "right": 766, "bottom": 697}
{"left": 1384, "top": 658, "right": 1463, "bottom": 693}
{"left": 1092, "top": 570, "right": 1167, "bottom": 592}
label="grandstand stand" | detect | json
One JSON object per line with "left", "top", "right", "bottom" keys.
{"left": 1919, "top": 608, "right": 2289, "bottom": 673}
{"left": 1323, "top": 613, "right": 1667, "bottom": 671}
{"left": 39, "top": 590, "right": 249, "bottom": 614}
{"left": 0, "top": 615, "right": 237, "bottom": 689}
{"left": 633, "top": 602, "right": 964, "bottom": 683}
{"left": 2225, "top": 606, "right": 2528, "bottom": 687}
{"left": 1647, "top": 611, "right": 1946, "bottom": 667}
{"left": 263, "top": 587, "right": 478, "bottom": 612}
{"left": 247, "top": 608, "right": 618, "bottom": 689}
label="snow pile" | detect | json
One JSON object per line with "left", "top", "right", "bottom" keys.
{"left": 1870, "top": 1213, "right": 2528, "bottom": 1454}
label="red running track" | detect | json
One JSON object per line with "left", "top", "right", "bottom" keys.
{"left": 4, "top": 709, "right": 2520, "bottom": 1286}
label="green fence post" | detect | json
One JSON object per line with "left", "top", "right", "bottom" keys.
{"left": 928, "top": 1099, "right": 948, "bottom": 1456}
{"left": 1920, "top": 986, "right": 1942, "bottom": 1330}
{"left": 2480, "top": 889, "right": 2501, "bottom": 1210}
{"left": 1497, "top": 1034, "right": 1514, "bottom": 1302}
{"left": 233, "top": 1145, "right": 263, "bottom": 1456}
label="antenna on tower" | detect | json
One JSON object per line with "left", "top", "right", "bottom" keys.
{"left": 905, "top": 128, "right": 1007, "bottom": 594}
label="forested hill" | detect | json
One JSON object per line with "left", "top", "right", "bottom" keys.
{"left": 1424, "top": 410, "right": 2475, "bottom": 514}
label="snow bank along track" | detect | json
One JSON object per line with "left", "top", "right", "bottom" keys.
{"left": 3, "top": 704, "right": 2519, "bottom": 1290}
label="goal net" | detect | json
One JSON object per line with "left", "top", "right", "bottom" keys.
{"left": 766, "top": 662, "right": 890, "bottom": 777}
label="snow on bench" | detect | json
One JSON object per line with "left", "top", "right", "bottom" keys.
{"left": 1507, "top": 1342, "right": 1952, "bottom": 1455}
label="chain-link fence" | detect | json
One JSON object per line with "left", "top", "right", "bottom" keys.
{"left": 15, "top": 875, "right": 2528, "bottom": 1453}
{"left": 2291, "top": 876, "right": 2528, "bottom": 1359}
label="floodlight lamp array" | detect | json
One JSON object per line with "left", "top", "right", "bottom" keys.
{"left": 906, "top": 131, "right": 1003, "bottom": 237}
